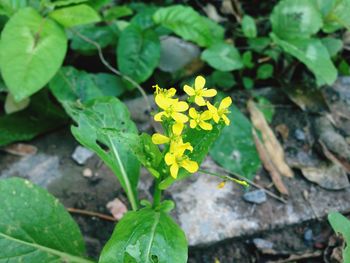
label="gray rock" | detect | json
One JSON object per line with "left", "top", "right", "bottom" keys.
{"left": 294, "top": 129, "right": 306, "bottom": 141}
{"left": 253, "top": 238, "right": 274, "bottom": 250}
{"left": 72, "top": 146, "right": 94, "bottom": 165}
{"left": 243, "top": 190, "right": 267, "bottom": 204}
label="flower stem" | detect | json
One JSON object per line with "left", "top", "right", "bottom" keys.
{"left": 153, "top": 178, "right": 162, "bottom": 208}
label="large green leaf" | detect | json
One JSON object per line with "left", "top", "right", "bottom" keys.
{"left": 317, "top": 0, "right": 350, "bottom": 32}
{"left": 99, "top": 208, "right": 187, "bottom": 263}
{"left": 0, "top": 0, "right": 40, "bottom": 16}
{"left": 270, "top": 33, "right": 337, "bottom": 85}
{"left": 153, "top": 5, "right": 224, "bottom": 47}
{"left": 270, "top": 0, "right": 323, "bottom": 39}
{"left": 49, "top": 4, "right": 101, "bottom": 28}
{"left": 0, "top": 91, "right": 68, "bottom": 147}
{"left": 210, "top": 105, "right": 261, "bottom": 180}
{"left": 242, "top": 15, "right": 257, "bottom": 38}
{"left": 201, "top": 43, "right": 243, "bottom": 72}
{"left": 50, "top": 66, "right": 126, "bottom": 116}
{"left": 0, "top": 7, "right": 67, "bottom": 102}
{"left": 0, "top": 177, "right": 91, "bottom": 263}
{"left": 117, "top": 24, "right": 160, "bottom": 84}
{"left": 328, "top": 212, "right": 350, "bottom": 263}
{"left": 70, "top": 97, "right": 140, "bottom": 210}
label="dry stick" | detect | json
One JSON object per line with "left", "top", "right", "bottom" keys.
{"left": 70, "top": 29, "right": 152, "bottom": 113}
{"left": 266, "top": 250, "right": 322, "bottom": 263}
{"left": 200, "top": 167, "right": 287, "bottom": 204}
{"left": 67, "top": 207, "right": 116, "bottom": 222}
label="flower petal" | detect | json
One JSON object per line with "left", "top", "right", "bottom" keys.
{"left": 189, "top": 108, "right": 198, "bottom": 119}
{"left": 201, "top": 110, "right": 212, "bottom": 120}
{"left": 195, "top": 76, "right": 205, "bottom": 91}
{"left": 154, "top": 112, "right": 166, "bottom": 122}
{"left": 171, "top": 112, "right": 189, "bottom": 123}
{"left": 199, "top": 121, "right": 212, "bottom": 130}
{"left": 170, "top": 163, "right": 179, "bottom": 179}
{"left": 195, "top": 95, "right": 206, "bottom": 106}
{"left": 206, "top": 101, "right": 217, "bottom": 114}
{"left": 202, "top": 89, "right": 217, "bottom": 97}
{"left": 190, "top": 119, "right": 197, "bottom": 129}
{"left": 152, "top": 134, "right": 170, "bottom": 144}
{"left": 165, "top": 152, "right": 175, "bottom": 165}
{"left": 155, "top": 96, "right": 173, "bottom": 110}
{"left": 181, "top": 159, "right": 198, "bottom": 173}
{"left": 184, "top": 85, "right": 195, "bottom": 96}
{"left": 172, "top": 122, "right": 184, "bottom": 135}
{"left": 219, "top": 96, "right": 232, "bottom": 110}
{"left": 167, "top": 88, "right": 177, "bottom": 97}
{"left": 173, "top": 101, "right": 189, "bottom": 112}
{"left": 222, "top": 114, "right": 230, "bottom": 125}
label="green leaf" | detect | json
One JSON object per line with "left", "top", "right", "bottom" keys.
{"left": 317, "top": 0, "right": 350, "bottom": 32}
{"left": 88, "top": 0, "right": 111, "bottom": 10}
{"left": 328, "top": 212, "right": 350, "bottom": 263}
{"left": 0, "top": 0, "right": 42, "bottom": 16}
{"left": 321, "top": 37, "right": 343, "bottom": 57}
{"left": 49, "top": 67, "right": 126, "bottom": 116}
{"left": 242, "top": 15, "right": 257, "bottom": 38}
{"left": 99, "top": 208, "right": 187, "bottom": 263}
{"left": 4, "top": 92, "right": 30, "bottom": 114}
{"left": 270, "top": 0, "right": 323, "bottom": 39}
{"left": 70, "top": 24, "right": 119, "bottom": 52}
{"left": 242, "top": 51, "right": 255, "bottom": 69}
{"left": 103, "top": 5, "right": 133, "bottom": 21}
{"left": 46, "top": 0, "right": 88, "bottom": 8}
{"left": 210, "top": 71, "right": 236, "bottom": 90}
{"left": 49, "top": 4, "right": 101, "bottom": 28}
{"left": 0, "top": 177, "right": 91, "bottom": 263}
{"left": 338, "top": 59, "right": 350, "bottom": 76}
{"left": 0, "top": 7, "right": 67, "bottom": 102}
{"left": 70, "top": 97, "right": 140, "bottom": 210}
{"left": 270, "top": 33, "right": 337, "bottom": 86}
{"left": 210, "top": 105, "right": 261, "bottom": 180}
{"left": 248, "top": 37, "right": 271, "bottom": 53}
{"left": 201, "top": 43, "right": 243, "bottom": 72}
{"left": 0, "top": 90, "right": 68, "bottom": 147}
{"left": 117, "top": 24, "right": 160, "bottom": 84}
{"left": 243, "top": 77, "right": 254, "bottom": 90}
{"left": 257, "top": 64, "right": 274, "bottom": 80}
{"left": 254, "top": 96, "right": 275, "bottom": 123}
{"left": 153, "top": 5, "right": 224, "bottom": 47}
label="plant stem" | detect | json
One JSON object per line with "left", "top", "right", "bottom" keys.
{"left": 153, "top": 179, "right": 162, "bottom": 208}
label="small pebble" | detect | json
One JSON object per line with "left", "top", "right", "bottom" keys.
{"left": 243, "top": 189, "right": 267, "bottom": 204}
{"left": 83, "top": 168, "right": 93, "bottom": 178}
{"left": 294, "top": 129, "right": 306, "bottom": 141}
{"left": 72, "top": 146, "right": 94, "bottom": 165}
{"left": 304, "top": 228, "right": 313, "bottom": 242}
{"left": 253, "top": 238, "right": 274, "bottom": 250}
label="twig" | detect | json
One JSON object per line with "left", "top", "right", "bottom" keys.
{"left": 67, "top": 207, "right": 116, "bottom": 222}
{"left": 70, "top": 29, "right": 153, "bottom": 114}
{"left": 198, "top": 169, "right": 249, "bottom": 187}
{"left": 266, "top": 250, "right": 322, "bottom": 263}
{"left": 200, "top": 167, "right": 288, "bottom": 204}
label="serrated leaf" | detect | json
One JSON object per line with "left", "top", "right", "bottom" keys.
{"left": 70, "top": 97, "right": 140, "bottom": 210}
{"left": 0, "top": 177, "right": 91, "bottom": 263}
{"left": 49, "top": 4, "right": 101, "bottom": 28}
{"left": 210, "top": 105, "right": 261, "bottom": 180}
{"left": 0, "top": 90, "right": 68, "bottom": 147}
{"left": 328, "top": 212, "right": 350, "bottom": 263}
{"left": 242, "top": 15, "right": 257, "bottom": 38}
{"left": 117, "top": 24, "right": 160, "bottom": 84}
{"left": 201, "top": 43, "right": 243, "bottom": 72}
{"left": 270, "top": 33, "right": 337, "bottom": 86}
{"left": 270, "top": 0, "right": 323, "bottom": 39}
{"left": 0, "top": 7, "right": 67, "bottom": 101}
{"left": 99, "top": 208, "right": 187, "bottom": 263}
{"left": 153, "top": 5, "right": 224, "bottom": 47}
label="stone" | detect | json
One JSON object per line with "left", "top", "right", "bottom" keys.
{"left": 72, "top": 146, "right": 94, "bottom": 165}
{"left": 83, "top": 168, "right": 93, "bottom": 178}
{"left": 243, "top": 189, "right": 267, "bottom": 204}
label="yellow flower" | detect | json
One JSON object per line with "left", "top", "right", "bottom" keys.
{"left": 165, "top": 149, "right": 198, "bottom": 179}
{"left": 184, "top": 76, "right": 217, "bottom": 106}
{"left": 153, "top": 85, "right": 177, "bottom": 106}
{"left": 154, "top": 98, "right": 189, "bottom": 123}
{"left": 207, "top": 97, "right": 232, "bottom": 125}
{"left": 189, "top": 108, "right": 213, "bottom": 130}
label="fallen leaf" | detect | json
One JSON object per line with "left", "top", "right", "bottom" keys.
{"left": 275, "top": 124, "right": 289, "bottom": 141}
{"left": 2, "top": 143, "right": 37, "bottom": 156}
{"left": 319, "top": 140, "right": 350, "bottom": 173}
{"left": 248, "top": 100, "right": 293, "bottom": 178}
{"left": 252, "top": 129, "right": 289, "bottom": 195}
{"left": 106, "top": 198, "right": 128, "bottom": 220}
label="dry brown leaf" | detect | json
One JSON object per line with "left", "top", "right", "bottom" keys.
{"left": 275, "top": 124, "right": 289, "bottom": 141}
{"left": 248, "top": 100, "right": 294, "bottom": 178}
{"left": 252, "top": 129, "right": 289, "bottom": 195}
{"left": 2, "top": 143, "right": 37, "bottom": 156}
{"left": 319, "top": 140, "right": 350, "bottom": 173}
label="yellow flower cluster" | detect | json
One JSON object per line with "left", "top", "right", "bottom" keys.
{"left": 151, "top": 76, "right": 232, "bottom": 179}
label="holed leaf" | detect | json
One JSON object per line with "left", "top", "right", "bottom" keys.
{"left": 153, "top": 5, "right": 224, "bottom": 47}
{"left": 0, "top": 177, "right": 91, "bottom": 262}
{"left": 99, "top": 208, "right": 187, "bottom": 263}
{"left": 70, "top": 97, "right": 140, "bottom": 210}
{"left": 0, "top": 7, "right": 67, "bottom": 101}
{"left": 117, "top": 24, "right": 160, "bottom": 84}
